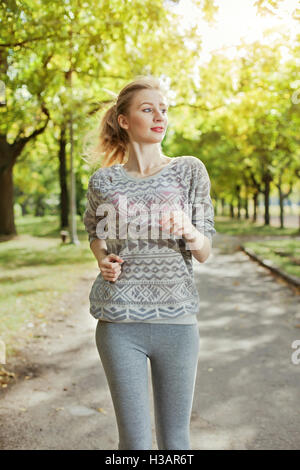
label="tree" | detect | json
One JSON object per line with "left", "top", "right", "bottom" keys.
{"left": 0, "top": 0, "right": 204, "bottom": 236}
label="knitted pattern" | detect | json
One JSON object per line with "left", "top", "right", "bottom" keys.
{"left": 83, "top": 156, "right": 216, "bottom": 323}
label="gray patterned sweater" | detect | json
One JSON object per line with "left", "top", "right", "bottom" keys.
{"left": 83, "top": 156, "right": 216, "bottom": 324}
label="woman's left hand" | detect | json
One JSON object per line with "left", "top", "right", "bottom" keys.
{"left": 160, "top": 210, "right": 196, "bottom": 241}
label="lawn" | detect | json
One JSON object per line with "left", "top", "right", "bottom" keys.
{"left": 242, "top": 239, "right": 300, "bottom": 279}
{"left": 215, "top": 215, "right": 300, "bottom": 279}
{"left": 214, "top": 215, "right": 298, "bottom": 237}
{"left": 0, "top": 215, "right": 95, "bottom": 358}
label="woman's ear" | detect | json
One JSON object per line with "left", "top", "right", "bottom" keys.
{"left": 118, "top": 114, "right": 129, "bottom": 130}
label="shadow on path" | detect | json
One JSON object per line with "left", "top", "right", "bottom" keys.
{"left": 0, "top": 233, "right": 299, "bottom": 449}
{"left": 191, "top": 233, "right": 300, "bottom": 449}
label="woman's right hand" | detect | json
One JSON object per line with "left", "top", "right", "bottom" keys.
{"left": 98, "top": 253, "right": 124, "bottom": 282}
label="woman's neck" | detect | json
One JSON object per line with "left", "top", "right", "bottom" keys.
{"left": 123, "top": 151, "right": 170, "bottom": 174}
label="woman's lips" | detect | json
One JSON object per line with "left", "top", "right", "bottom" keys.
{"left": 151, "top": 127, "right": 164, "bottom": 133}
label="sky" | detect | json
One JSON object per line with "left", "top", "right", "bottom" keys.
{"left": 169, "top": 0, "right": 299, "bottom": 62}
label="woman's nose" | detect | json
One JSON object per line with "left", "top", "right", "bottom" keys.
{"left": 154, "top": 111, "right": 164, "bottom": 120}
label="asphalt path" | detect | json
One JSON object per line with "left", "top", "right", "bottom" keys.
{"left": 0, "top": 233, "right": 299, "bottom": 450}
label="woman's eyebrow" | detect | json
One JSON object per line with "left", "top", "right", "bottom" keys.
{"left": 139, "top": 102, "right": 168, "bottom": 107}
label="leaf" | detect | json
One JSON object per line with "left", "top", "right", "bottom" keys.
{"left": 97, "top": 407, "right": 107, "bottom": 414}
{"left": 0, "top": 367, "right": 15, "bottom": 378}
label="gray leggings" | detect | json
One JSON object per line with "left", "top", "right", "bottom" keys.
{"left": 95, "top": 320, "right": 200, "bottom": 450}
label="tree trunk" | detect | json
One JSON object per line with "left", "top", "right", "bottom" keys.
{"left": 0, "top": 164, "right": 16, "bottom": 235}
{"left": 245, "top": 195, "right": 249, "bottom": 219}
{"left": 20, "top": 201, "right": 28, "bottom": 216}
{"left": 275, "top": 173, "right": 293, "bottom": 231}
{"left": 236, "top": 184, "right": 241, "bottom": 219}
{"left": 278, "top": 185, "right": 284, "bottom": 229}
{"left": 214, "top": 198, "right": 218, "bottom": 216}
{"left": 34, "top": 195, "right": 45, "bottom": 217}
{"left": 58, "top": 124, "right": 69, "bottom": 228}
{"left": 298, "top": 197, "right": 300, "bottom": 233}
{"left": 252, "top": 192, "right": 258, "bottom": 222}
{"left": 0, "top": 104, "right": 49, "bottom": 236}
{"left": 263, "top": 173, "right": 272, "bottom": 226}
{"left": 244, "top": 185, "right": 249, "bottom": 219}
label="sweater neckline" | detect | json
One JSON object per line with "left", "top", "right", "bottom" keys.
{"left": 118, "top": 157, "right": 179, "bottom": 182}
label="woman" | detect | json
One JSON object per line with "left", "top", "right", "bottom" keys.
{"left": 83, "top": 76, "right": 216, "bottom": 450}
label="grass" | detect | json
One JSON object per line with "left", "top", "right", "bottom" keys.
{"left": 0, "top": 215, "right": 95, "bottom": 359}
{"left": 214, "top": 215, "right": 298, "bottom": 237}
{"left": 242, "top": 240, "right": 300, "bottom": 278}
{"left": 214, "top": 215, "right": 300, "bottom": 279}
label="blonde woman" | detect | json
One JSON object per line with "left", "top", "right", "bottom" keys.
{"left": 83, "top": 76, "right": 216, "bottom": 450}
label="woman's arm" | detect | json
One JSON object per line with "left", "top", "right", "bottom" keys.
{"left": 186, "top": 157, "right": 216, "bottom": 263}
{"left": 90, "top": 238, "right": 108, "bottom": 265}
{"left": 83, "top": 174, "right": 108, "bottom": 259}
{"left": 83, "top": 174, "right": 124, "bottom": 282}
{"left": 161, "top": 210, "right": 212, "bottom": 263}
{"left": 183, "top": 227, "right": 211, "bottom": 263}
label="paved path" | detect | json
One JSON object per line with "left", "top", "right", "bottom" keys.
{"left": 192, "top": 233, "right": 300, "bottom": 449}
{"left": 0, "top": 234, "right": 299, "bottom": 450}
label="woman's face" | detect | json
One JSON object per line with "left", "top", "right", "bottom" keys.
{"left": 119, "top": 89, "right": 168, "bottom": 144}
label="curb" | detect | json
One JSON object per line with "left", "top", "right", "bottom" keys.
{"left": 240, "top": 245, "right": 300, "bottom": 290}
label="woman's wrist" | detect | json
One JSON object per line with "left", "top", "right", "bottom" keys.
{"left": 183, "top": 225, "right": 205, "bottom": 250}
{"left": 183, "top": 223, "right": 198, "bottom": 242}
{"left": 97, "top": 248, "right": 108, "bottom": 263}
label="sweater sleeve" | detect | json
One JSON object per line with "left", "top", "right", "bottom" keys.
{"left": 189, "top": 158, "right": 216, "bottom": 244}
{"left": 83, "top": 172, "right": 107, "bottom": 245}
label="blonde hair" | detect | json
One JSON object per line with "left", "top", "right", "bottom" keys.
{"left": 83, "top": 75, "right": 168, "bottom": 169}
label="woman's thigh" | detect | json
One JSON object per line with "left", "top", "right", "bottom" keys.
{"left": 95, "top": 321, "right": 153, "bottom": 449}
{"left": 148, "top": 324, "right": 200, "bottom": 449}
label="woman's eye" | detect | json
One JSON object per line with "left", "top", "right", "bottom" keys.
{"left": 143, "top": 108, "right": 167, "bottom": 114}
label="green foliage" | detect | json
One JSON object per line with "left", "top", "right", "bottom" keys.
{"left": 0, "top": 0, "right": 299, "bottom": 227}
